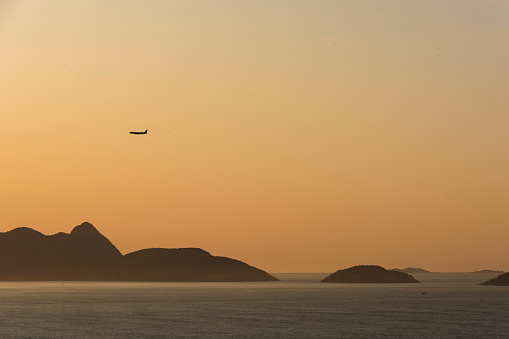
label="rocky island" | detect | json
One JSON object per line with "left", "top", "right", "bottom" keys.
{"left": 0, "top": 222, "right": 277, "bottom": 282}
{"left": 392, "top": 267, "right": 430, "bottom": 273}
{"left": 472, "top": 270, "right": 504, "bottom": 274}
{"left": 479, "top": 272, "right": 509, "bottom": 286}
{"left": 321, "top": 265, "right": 420, "bottom": 283}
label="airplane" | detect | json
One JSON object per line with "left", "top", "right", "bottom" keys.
{"left": 130, "top": 129, "right": 148, "bottom": 135}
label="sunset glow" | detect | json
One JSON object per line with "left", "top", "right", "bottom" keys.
{"left": 1, "top": 0, "right": 508, "bottom": 272}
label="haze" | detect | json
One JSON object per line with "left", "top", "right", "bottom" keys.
{"left": 1, "top": 1, "right": 508, "bottom": 272}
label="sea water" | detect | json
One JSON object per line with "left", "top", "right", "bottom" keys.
{"left": 0, "top": 273, "right": 507, "bottom": 338}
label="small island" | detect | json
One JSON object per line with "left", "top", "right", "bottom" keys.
{"left": 321, "top": 265, "right": 420, "bottom": 283}
{"left": 392, "top": 267, "right": 430, "bottom": 274}
{"left": 479, "top": 272, "right": 509, "bottom": 286}
{"left": 472, "top": 270, "right": 504, "bottom": 274}
{"left": 0, "top": 222, "right": 278, "bottom": 282}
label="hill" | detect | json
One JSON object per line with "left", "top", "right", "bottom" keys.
{"left": 479, "top": 273, "right": 509, "bottom": 286}
{"left": 113, "top": 248, "right": 276, "bottom": 282}
{"left": 322, "top": 265, "right": 420, "bottom": 283}
{"left": 0, "top": 222, "right": 277, "bottom": 282}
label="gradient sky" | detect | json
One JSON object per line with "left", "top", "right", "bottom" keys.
{"left": 1, "top": 0, "right": 508, "bottom": 272}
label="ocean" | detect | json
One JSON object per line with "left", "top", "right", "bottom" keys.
{"left": 0, "top": 273, "right": 507, "bottom": 338}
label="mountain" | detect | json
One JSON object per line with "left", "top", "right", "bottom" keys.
{"left": 0, "top": 222, "right": 122, "bottom": 280}
{"left": 0, "top": 222, "right": 277, "bottom": 282}
{"left": 322, "top": 265, "right": 420, "bottom": 283}
{"left": 70, "top": 222, "right": 123, "bottom": 261}
{"left": 392, "top": 267, "right": 430, "bottom": 273}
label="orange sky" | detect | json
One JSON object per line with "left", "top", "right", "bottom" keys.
{"left": 1, "top": 1, "right": 509, "bottom": 272}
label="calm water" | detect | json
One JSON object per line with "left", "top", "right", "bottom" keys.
{"left": 0, "top": 273, "right": 507, "bottom": 338}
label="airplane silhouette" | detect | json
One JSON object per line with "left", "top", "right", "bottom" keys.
{"left": 130, "top": 129, "right": 148, "bottom": 135}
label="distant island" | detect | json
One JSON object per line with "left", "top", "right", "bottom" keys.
{"left": 472, "top": 270, "right": 504, "bottom": 274}
{"left": 392, "top": 267, "right": 431, "bottom": 274}
{"left": 0, "top": 222, "right": 278, "bottom": 282}
{"left": 479, "top": 272, "right": 509, "bottom": 286}
{"left": 321, "top": 265, "right": 420, "bottom": 283}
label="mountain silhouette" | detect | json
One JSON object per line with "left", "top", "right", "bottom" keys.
{"left": 321, "top": 265, "right": 420, "bottom": 283}
{"left": 70, "top": 222, "right": 123, "bottom": 260}
{"left": 0, "top": 222, "right": 277, "bottom": 282}
{"left": 479, "top": 272, "right": 509, "bottom": 286}
{"left": 114, "top": 248, "right": 277, "bottom": 282}
{"left": 0, "top": 223, "right": 122, "bottom": 280}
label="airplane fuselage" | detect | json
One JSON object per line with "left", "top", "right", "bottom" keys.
{"left": 130, "top": 129, "right": 148, "bottom": 135}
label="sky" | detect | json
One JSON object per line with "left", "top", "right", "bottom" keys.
{"left": 1, "top": 0, "right": 508, "bottom": 272}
